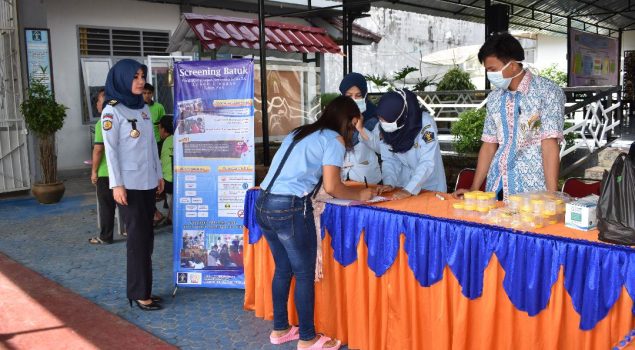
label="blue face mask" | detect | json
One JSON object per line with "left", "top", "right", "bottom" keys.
{"left": 354, "top": 98, "right": 367, "bottom": 113}
{"left": 487, "top": 61, "right": 524, "bottom": 90}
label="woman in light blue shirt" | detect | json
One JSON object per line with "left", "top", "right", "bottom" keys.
{"left": 372, "top": 89, "right": 447, "bottom": 198}
{"left": 256, "top": 96, "right": 377, "bottom": 350}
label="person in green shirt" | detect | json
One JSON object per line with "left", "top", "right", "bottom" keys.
{"left": 158, "top": 115, "right": 174, "bottom": 225}
{"left": 89, "top": 88, "right": 125, "bottom": 244}
{"left": 142, "top": 83, "right": 165, "bottom": 143}
{"left": 143, "top": 83, "right": 167, "bottom": 225}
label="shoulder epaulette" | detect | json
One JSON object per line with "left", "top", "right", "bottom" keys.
{"left": 108, "top": 99, "right": 119, "bottom": 106}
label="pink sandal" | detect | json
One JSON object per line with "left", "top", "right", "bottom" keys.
{"left": 270, "top": 326, "right": 300, "bottom": 345}
{"left": 297, "top": 334, "right": 341, "bottom": 350}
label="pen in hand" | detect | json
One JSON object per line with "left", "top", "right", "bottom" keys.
{"left": 364, "top": 176, "right": 368, "bottom": 188}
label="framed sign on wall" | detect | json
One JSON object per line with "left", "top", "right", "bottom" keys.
{"left": 24, "top": 28, "right": 54, "bottom": 93}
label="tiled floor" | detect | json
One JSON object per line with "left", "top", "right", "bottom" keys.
{"left": 0, "top": 178, "right": 329, "bottom": 350}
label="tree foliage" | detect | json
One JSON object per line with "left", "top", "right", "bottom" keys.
{"left": 436, "top": 66, "right": 476, "bottom": 91}
{"left": 539, "top": 64, "right": 567, "bottom": 87}
{"left": 451, "top": 108, "right": 486, "bottom": 154}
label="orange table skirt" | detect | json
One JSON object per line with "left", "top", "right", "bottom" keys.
{"left": 244, "top": 228, "right": 634, "bottom": 350}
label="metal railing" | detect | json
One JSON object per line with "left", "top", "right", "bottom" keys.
{"left": 371, "top": 86, "right": 623, "bottom": 159}
{"left": 559, "top": 86, "right": 621, "bottom": 157}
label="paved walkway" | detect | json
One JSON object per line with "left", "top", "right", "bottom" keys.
{"left": 0, "top": 252, "right": 175, "bottom": 350}
{"left": 0, "top": 177, "right": 307, "bottom": 350}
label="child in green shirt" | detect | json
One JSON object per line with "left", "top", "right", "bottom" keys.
{"left": 158, "top": 115, "right": 174, "bottom": 225}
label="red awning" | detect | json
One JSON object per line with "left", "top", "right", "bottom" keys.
{"left": 183, "top": 13, "right": 342, "bottom": 54}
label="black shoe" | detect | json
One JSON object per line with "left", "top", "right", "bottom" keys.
{"left": 129, "top": 299, "right": 162, "bottom": 311}
{"left": 150, "top": 295, "right": 163, "bottom": 303}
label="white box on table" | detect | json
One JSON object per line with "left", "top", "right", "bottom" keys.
{"left": 565, "top": 194, "right": 599, "bottom": 231}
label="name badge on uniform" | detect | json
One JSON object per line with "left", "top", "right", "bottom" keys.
{"left": 127, "top": 119, "right": 140, "bottom": 138}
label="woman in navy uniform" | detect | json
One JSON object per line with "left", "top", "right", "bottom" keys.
{"left": 373, "top": 89, "right": 447, "bottom": 198}
{"left": 102, "top": 59, "right": 164, "bottom": 311}
{"left": 338, "top": 73, "right": 382, "bottom": 184}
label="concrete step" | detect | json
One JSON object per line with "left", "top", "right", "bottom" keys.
{"left": 598, "top": 147, "right": 629, "bottom": 168}
{"left": 584, "top": 166, "right": 609, "bottom": 180}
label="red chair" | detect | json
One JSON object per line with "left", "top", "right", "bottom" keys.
{"left": 455, "top": 168, "right": 486, "bottom": 192}
{"left": 561, "top": 177, "right": 601, "bottom": 198}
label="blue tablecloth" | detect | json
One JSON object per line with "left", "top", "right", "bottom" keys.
{"left": 244, "top": 189, "right": 635, "bottom": 330}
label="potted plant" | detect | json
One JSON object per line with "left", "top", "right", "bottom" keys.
{"left": 19, "top": 68, "right": 68, "bottom": 204}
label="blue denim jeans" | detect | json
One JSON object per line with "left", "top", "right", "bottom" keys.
{"left": 255, "top": 190, "right": 317, "bottom": 341}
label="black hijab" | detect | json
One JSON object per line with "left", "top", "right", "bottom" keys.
{"left": 376, "top": 89, "right": 423, "bottom": 153}
{"left": 104, "top": 59, "right": 147, "bottom": 109}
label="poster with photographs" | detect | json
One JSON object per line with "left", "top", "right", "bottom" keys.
{"left": 569, "top": 29, "right": 619, "bottom": 87}
{"left": 172, "top": 60, "right": 254, "bottom": 289}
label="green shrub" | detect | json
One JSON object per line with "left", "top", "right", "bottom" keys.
{"left": 320, "top": 92, "right": 340, "bottom": 110}
{"left": 436, "top": 66, "right": 476, "bottom": 91}
{"left": 563, "top": 121, "right": 575, "bottom": 149}
{"left": 539, "top": 64, "right": 567, "bottom": 87}
{"left": 20, "top": 69, "right": 67, "bottom": 137}
{"left": 451, "top": 108, "right": 486, "bottom": 154}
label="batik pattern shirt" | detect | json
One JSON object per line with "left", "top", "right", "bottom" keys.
{"left": 481, "top": 71, "right": 565, "bottom": 198}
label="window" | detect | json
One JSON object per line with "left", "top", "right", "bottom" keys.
{"left": 78, "top": 27, "right": 169, "bottom": 57}
{"left": 78, "top": 26, "right": 170, "bottom": 124}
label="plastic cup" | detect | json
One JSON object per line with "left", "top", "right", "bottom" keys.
{"left": 533, "top": 214, "right": 544, "bottom": 229}
{"left": 531, "top": 199, "right": 545, "bottom": 215}
{"left": 485, "top": 192, "right": 497, "bottom": 209}
{"left": 544, "top": 199, "right": 557, "bottom": 216}
{"left": 464, "top": 192, "right": 477, "bottom": 208}
{"left": 542, "top": 212, "right": 557, "bottom": 225}
{"left": 508, "top": 195, "right": 522, "bottom": 211}
{"left": 477, "top": 206, "right": 489, "bottom": 218}
{"left": 452, "top": 202, "right": 465, "bottom": 217}
{"left": 499, "top": 212, "right": 512, "bottom": 227}
{"left": 476, "top": 194, "right": 490, "bottom": 211}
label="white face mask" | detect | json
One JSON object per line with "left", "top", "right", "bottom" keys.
{"left": 354, "top": 98, "right": 367, "bottom": 113}
{"left": 379, "top": 90, "right": 407, "bottom": 133}
{"left": 487, "top": 61, "right": 524, "bottom": 90}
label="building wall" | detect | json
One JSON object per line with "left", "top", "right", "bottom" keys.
{"left": 535, "top": 34, "right": 567, "bottom": 71}
{"left": 39, "top": 0, "right": 635, "bottom": 171}
{"left": 324, "top": 7, "right": 485, "bottom": 93}
{"left": 623, "top": 31, "right": 635, "bottom": 56}
{"left": 45, "top": 0, "right": 315, "bottom": 171}
{"left": 46, "top": 0, "right": 180, "bottom": 171}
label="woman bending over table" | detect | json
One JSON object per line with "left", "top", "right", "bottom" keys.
{"left": 360, "top": 89, "right": 447, "bottom": 199}
{"left": 256, "top": 96, "right": 381, "bottom": 349}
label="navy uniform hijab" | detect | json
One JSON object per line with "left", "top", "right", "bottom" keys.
{"left": 339, "top": 72, "right": 378, "bottom": 144}
{"left": 104, "top": 59, "right": 147, "bottom": 110}
{"left": 376, "top": 89, "right": 423, "bottom": 153}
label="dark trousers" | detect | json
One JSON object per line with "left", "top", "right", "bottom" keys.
{"left": 255, "top": 191, "right": 317, "bottom": 341}
{"left": 118, "top": 189, "right": 156, "bottom": 300}
{"left": 96, "top": 177, "right": 116, "bottom": 242}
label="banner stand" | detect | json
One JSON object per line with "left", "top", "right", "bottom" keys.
{"left": 172, "top": 59, "right": 255, "bottom": 290}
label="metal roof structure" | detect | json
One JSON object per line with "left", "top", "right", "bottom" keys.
{"left": 360, "top": 0, "right": 635, "bottom": 37}
{"left": 171, "top": 13, "right": 342, "bottom": 54}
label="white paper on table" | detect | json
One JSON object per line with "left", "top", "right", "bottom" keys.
{"left": 323, "top": 196, "right": 390, "bottom": 206}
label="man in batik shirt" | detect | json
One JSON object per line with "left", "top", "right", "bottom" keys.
{"left": 454, "top": 33, "right": 565, "bottom": 200}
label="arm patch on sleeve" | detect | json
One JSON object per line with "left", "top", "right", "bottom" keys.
{"left": 103, "top": 120, "right": 112, "bottom": 131}
{"left": 423, "top": 130, "right": 435, "bottom": 143}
